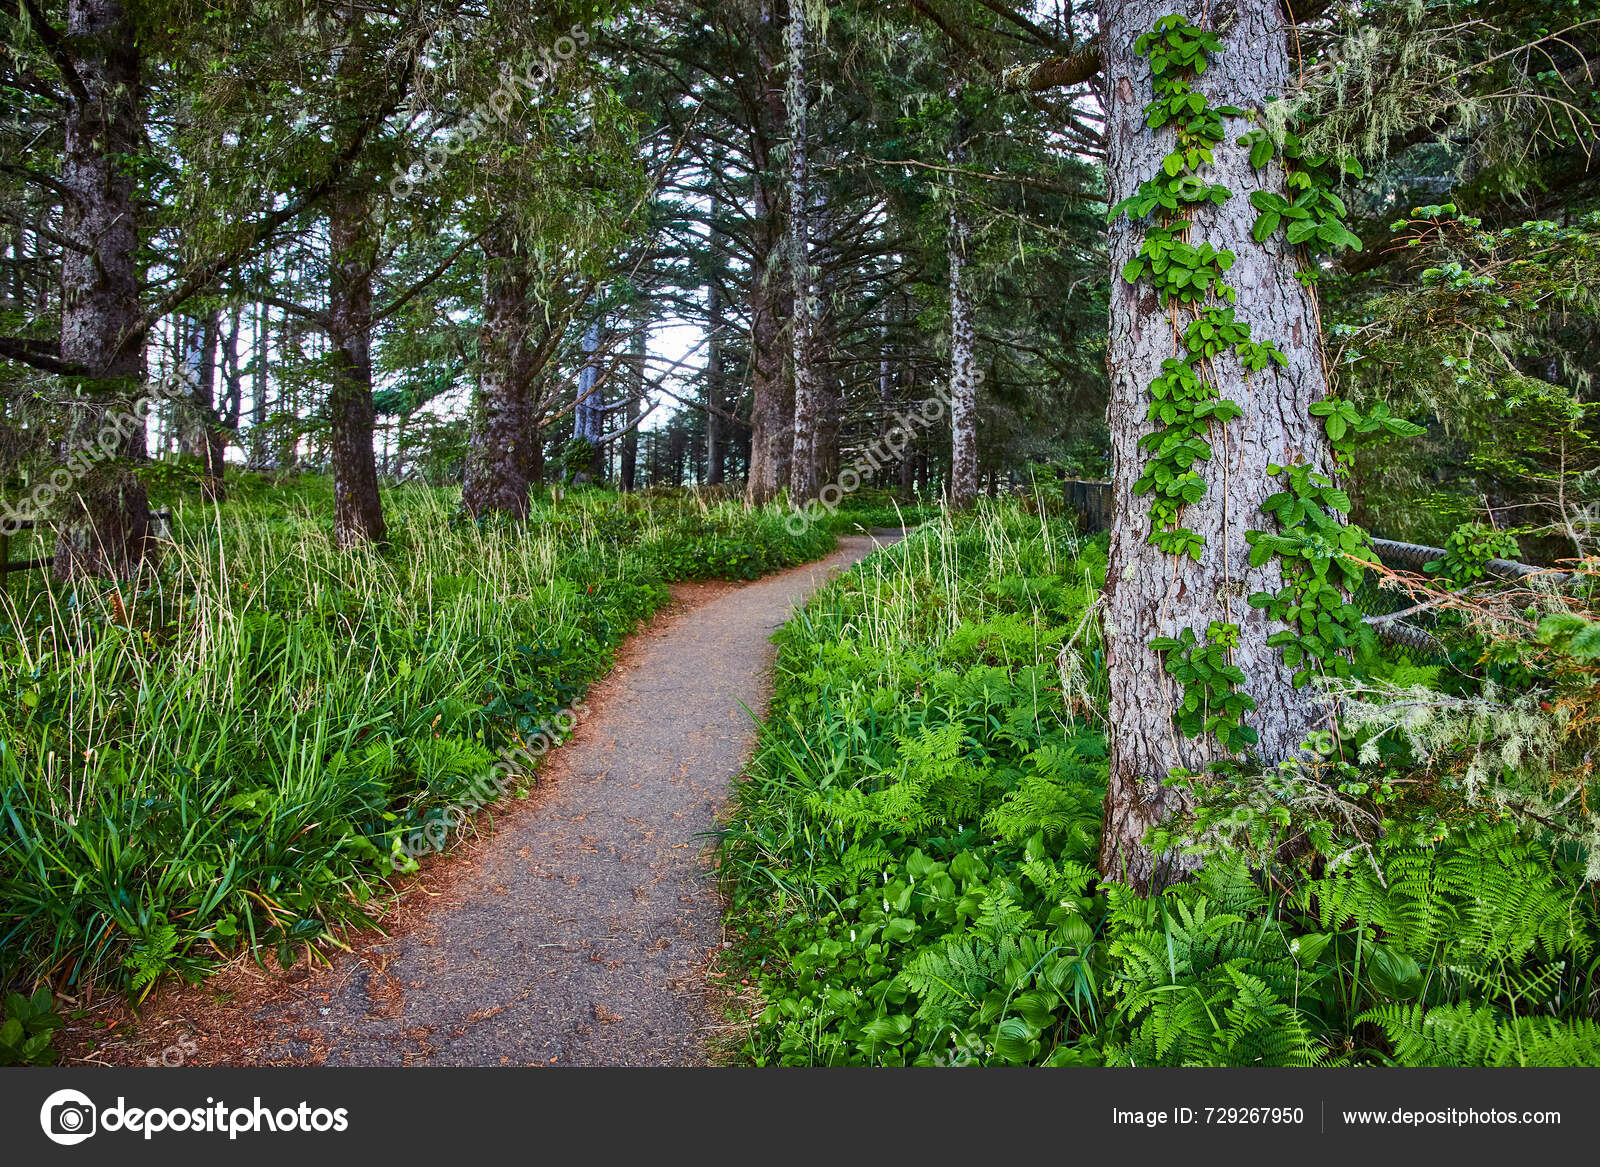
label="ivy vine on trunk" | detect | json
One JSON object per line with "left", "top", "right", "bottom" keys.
{"left": 1098, "top": 0, "right": 1408, "bottom": 892}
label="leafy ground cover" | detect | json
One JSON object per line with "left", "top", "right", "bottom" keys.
{"left": 720, "top": 501, "right": 1600, "bottom": 1066}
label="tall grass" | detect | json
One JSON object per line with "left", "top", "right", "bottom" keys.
{"left": 0, "top": 481, "right": 833, "bottom": 998}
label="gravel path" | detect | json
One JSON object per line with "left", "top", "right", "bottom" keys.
{"left": 236, "top": 531, "right": 899, "bottom": 1067}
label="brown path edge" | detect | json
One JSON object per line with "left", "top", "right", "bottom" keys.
{"left": 59, "top": 531, "right": 901, "bottom": 1068}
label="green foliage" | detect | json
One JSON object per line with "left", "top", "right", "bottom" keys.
{"left": 1359, "top": 1005, "right": 1600, "bottom": 1067}
{"left": 1150, "top": 623, "right": 1258, "bottom": 752}
{"left": 1246, "top": 461, "right": 1377, "bottom": 686}
{"left": 722, "top": 501, "right": 1600, "bottom": 1068}
{"left": 642, "top": 507, "right": 834, "bottom": 580}
{"left": 0, "top": 484, "right": 835, "bottom": 996}
{"left": 560, "top": 437, "right": 597, "bottom": 482}
{"left": 1424, "top": 522, "right": 1522, "bottom": 586}
{"left": 1240, "top": 125, "right": 1366, "bottom": 263}
{"left": 0, "top": 986, "right": 62, "bottom": 1065}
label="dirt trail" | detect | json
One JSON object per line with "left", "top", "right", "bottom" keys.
{"left": 83, "top": 531, "right": 898, "bottom": 1068}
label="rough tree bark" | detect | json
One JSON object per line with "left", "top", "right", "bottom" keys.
{"left": 463, "top": 227, "right": 533, "bottom": 519}
{"left": 743, "top": 0, "right": 791, "bottom": 504}
{"left": 946, "top": 101, "right": 980, "bottom": 511}
{"left": 1099, "top": 0, "right": 1339, "bottom": 891}
{"left": 785, "top": 0, "right": 820, "bottom": 503}
{"left": 325, "top": 182, "right": 387, "bottom": 546}
{"left": 52, "top": 0, "right": 152, "bottom": 580}
{"left": 946, "top": 216, "right": 978, "bottom": 508}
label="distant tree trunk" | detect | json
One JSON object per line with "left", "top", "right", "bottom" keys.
{"left": 1099, "top": 0, "right": 1340, "bottom": 891}
{"left": 621, "top": 326, "right": 642, "bottom": 492}
{"left": 785, "top": 0, "right": 820, "bottom": 503}
{"left": 52, "top": 0, "right": 152, "bottom": 580}
{"left": 947, "top": 216, "right": 978, "bottom": 508}
{"left": 705, "top": 276, "right": 725, "bottom": 487}
{"left": 463, "top": 227, "right": 533, "bottom": 519}
{"left": 667, "top": 423, "right": 687, "bottom": 487}
{"left": 181, "top": 308, "right": 230, "bottom": 501}
{"left": 573, "top": 319, "right": 605, "bottom": 481}
{"left": 178, "top": 313, "right": 214, "bottom": 459}
{"left": 247, "top": 300, "right": 271, "bottom": 470}
{"left": 201, "top": 304, "right": 245, "bottom": 502}
{"left": 325, "top": 182, "right": 387, "bottom": 546}
{"left": 275, "top": 311, "right": 301, "bottom": 472}
{"left": 946, "top": 104, "right": 979, "bottom": 511}
{"left": 6, "top": 222, "right": 23, "bottom": 305}
{"left": 875, "top": 310, "right": 894, "bottom": 488}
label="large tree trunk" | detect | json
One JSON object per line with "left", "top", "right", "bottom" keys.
{"left": 53, "top": 0, "right": 152, "bottom": 580}
{"left": 1098, "top": 0, "right": 1339, "bottom": 891}
{"left": 463, "top": 227, "right": 533, "bottom": 519}
{"left": 785, "top": 0, "right": 820, "bottom": 503}
{"left": 744, "top": 0, "right": 790, "bottom": 505}
{"left": 745, "top": 276, "right": 791, "bottom": 503}
{"left": 326, "top": 183, "right": 387, "bottom": 546}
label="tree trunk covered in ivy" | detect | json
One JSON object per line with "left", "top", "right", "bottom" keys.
{"left": 785, "top": 0, "right": 820, "bottom": 504}
{"left": 326, "top": 181, "right": 387, "bottom": 547}
{"left": 52, "top": 0, "right": 152, "bottom": 580}
{"left": 464, "top": 227, "right": 532, "bottom": 519}
{"left": 1099, "top": 0, "right": 1338, "bottom": 891}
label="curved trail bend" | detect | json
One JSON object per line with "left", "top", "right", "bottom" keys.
{"left": 199, "top": 531, "right": 897, "bottom": 1067}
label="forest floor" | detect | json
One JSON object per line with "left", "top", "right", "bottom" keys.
{"left": 59, "top": 530, "right": 902, "bottom": 1068}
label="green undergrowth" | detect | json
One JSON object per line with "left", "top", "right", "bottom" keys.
{"left": 0, "top": 483, "right": 832, "bottom": 1001}
{"left": 719, "top": 501, "right": 1600, "bottom": 1066}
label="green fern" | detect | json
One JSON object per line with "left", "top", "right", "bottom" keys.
{"left": 1360, "top": 1003, "right": 1600, "bottom": 1066}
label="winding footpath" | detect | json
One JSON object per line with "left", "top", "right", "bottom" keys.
{"left": 79, "top": 531, "right": 898, "bottom": 1068}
